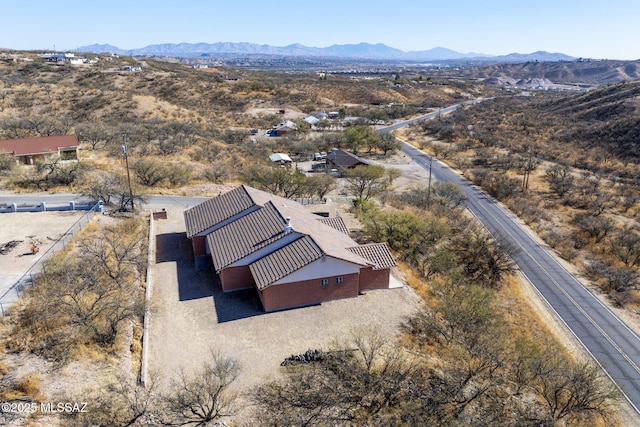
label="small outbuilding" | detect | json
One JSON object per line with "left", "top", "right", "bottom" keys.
{"left": 273, "top": 120, "right": 299, "bottom": 136}
{"left": 269, "top": 153, "right": 292, "bottom": 165}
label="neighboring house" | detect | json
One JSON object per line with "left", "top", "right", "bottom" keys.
{"left": 273, "top": 120, "right": 298, "bottom": 136}
{"left": 184, "top": 185, "right": 397, "bottom": 312}
{"left": 0, "top": 134, "right": 80, "bottom": 165}
{"left": 269, "top": 153, "right": 292, "bottom": 166}
{"left": 326, "top": 148, "right": 369, "bottom": 169}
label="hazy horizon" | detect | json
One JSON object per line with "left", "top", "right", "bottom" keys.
{"left": 2, "top": 0, "right": 639, "bottom": 60}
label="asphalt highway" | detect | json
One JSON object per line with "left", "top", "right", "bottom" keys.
{"left": 398, "top": 140, "right": 640, "bottom": 415}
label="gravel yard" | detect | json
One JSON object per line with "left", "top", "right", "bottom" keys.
{"left": 0, "top": 211, "right": 86, "bottom": 309}
{"left": 147, "top": 206, "right": 422, "bottom": 423}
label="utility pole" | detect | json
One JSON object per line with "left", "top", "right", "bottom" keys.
{"left": 426, "top": 154, "right": 433, "bottom": 210}
{"left": 121, "top": 133, "right": 134, "bottom": 211}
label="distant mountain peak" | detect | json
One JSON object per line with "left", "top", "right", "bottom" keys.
{"left": 74, "top": 42, "right": 576, "bottom": 63}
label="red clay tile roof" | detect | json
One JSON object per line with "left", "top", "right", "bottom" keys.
{"left": 249, "top": 236, "right": 323, "bottom": 290}
{"left": 316, "top": 216, "right": 349, "bottom": 235}
{"left": 0, "top": 135, "right": 79, "bottom": 156}
{"left": 347, "top": 243, "right": 397, "bottom": 270}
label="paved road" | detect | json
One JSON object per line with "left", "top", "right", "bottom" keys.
{"left": 399, "top": 141, "right": 640, "bottom": 415}
{"left": 381, "top": 98, "right": 488, "bottom": 132}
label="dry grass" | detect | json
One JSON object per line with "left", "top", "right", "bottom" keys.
{"left": 0, "top": 373, "right": 44, "bottom": 401}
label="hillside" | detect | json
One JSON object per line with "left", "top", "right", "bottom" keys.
{"left": 415, "top": 81, "right": 640, "bottom": 178}
{"left": 441, "top": 60, "right": 640, "bottom": 86}
{"left": 404, "top": 80, "right": 640, "bottom": 309}
{"left": 0, "top": 54, "right": 487, "bottom": 129}
{"left": 0, "top": 52, "right": 495, "bottom": 196}
{"left": 0, "top": 51, "right": 631, "bottom": 426}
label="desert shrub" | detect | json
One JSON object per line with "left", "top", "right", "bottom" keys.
{"left": 0, "top": 152, "right": 15, "bottom": 172}
{"left": 165, "top": 163, "right": 193, "bottom": 187}
{"left": 132, "top": 158, "right": 167, "bottom": 186}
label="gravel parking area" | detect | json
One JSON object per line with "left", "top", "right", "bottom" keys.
{"left": 147, "top": 207, "right": 422, "bottom": 421}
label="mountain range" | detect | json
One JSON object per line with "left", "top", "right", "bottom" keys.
{"left": 75, "top": 42, "right": 576, "bottom": 63}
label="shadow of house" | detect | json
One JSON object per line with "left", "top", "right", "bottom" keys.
{"left": 156, "top": 231, "right": 265, "bottom": 322}
{"left": 156, "top": 232, "right": 215, "bottom": 301}
{"left": 212, "top": 285, "right": 264, "bottom": 323}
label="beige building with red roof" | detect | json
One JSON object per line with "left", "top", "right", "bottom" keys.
{"left": 184, "top": 185, "right": 397, "bottom": 312}
{"left": 0, "top": 134, "right": 79, "bottom": 165}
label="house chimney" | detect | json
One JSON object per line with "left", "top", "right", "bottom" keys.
{"left": 284, "top": 217, "right": 293, "bottom": 233}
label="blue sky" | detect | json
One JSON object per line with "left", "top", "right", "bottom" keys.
{"left": 2, "top": 0, "right": 639, "bottom": 60}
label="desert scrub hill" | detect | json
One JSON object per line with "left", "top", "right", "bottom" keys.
{"left": 422, "top": 81, "right": 640, "bottom": 178}
{"left": 0, "top": 52, "right": 496, "bottom": 194}
{"left": 0, "top": 53, "right": 493, "bottom": 135}
{"left": 441, "top": 59, "right": 640, "bottom": 86}
{"left": 403, "top": 81, "right": 640, "bottom": 309}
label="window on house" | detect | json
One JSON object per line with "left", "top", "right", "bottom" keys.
{"left": 321, "top": 279, "right": 328, "bottom": 287}
{"left": 336, "top": 276, "right": 343, "bottom": 284}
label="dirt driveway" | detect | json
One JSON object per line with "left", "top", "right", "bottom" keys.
{"left": 147, "top": 208, "right": 421, "bottom": 423}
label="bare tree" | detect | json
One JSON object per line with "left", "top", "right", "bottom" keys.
{"left": 573, "top": 213, "right": 615, "bottom": 243}
{"left": 161, "top": 352, "right": 240, "bottom": 426}
{"left": 61, "top": 372, "right": 160, "bottom": 427}
{"left": 133, "top": 158, "right": 168, "bottom": 187}
{"left": 76, "top": 123, "right": 117, "bottom": 150}
{"left": 610, "top": 227, "right": 640, "bottom": 267}
{"left": 533, "top": 356, "right": 617, "bottom": 424}
{"left": 253, "top": 330, "right": 415, "bottom": 426}
{"left": 77, "top": 218, "right": 148, "bottom": 285}
{"left": 545, "top": 164, "right": 575, "bottom": 199}
{"left": 80, "top": 170, "right": 127, "bottom": 205}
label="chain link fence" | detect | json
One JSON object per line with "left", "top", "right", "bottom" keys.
{"left": 0, "top": 201, "right": 103, "bottom": 316}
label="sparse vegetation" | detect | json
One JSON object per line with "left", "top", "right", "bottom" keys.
{"left": 402, "top": 84, "right": 640, "bottom": 310}
{"left": 7, "top": 217, "right": 147, "bottom": 362}
{"left": 0, "top": 52, "right": 634, "bottom": 425}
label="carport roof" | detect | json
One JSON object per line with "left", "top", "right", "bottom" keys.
{"left": 347, "top": 243, "right": 397, "bottom": 270}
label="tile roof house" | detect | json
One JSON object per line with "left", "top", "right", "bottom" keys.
{"left": 0, "top": 135, "right": 79, "bottom": 165}
{"left": 184, "top": 185, "right": 397, "bottom": 312}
